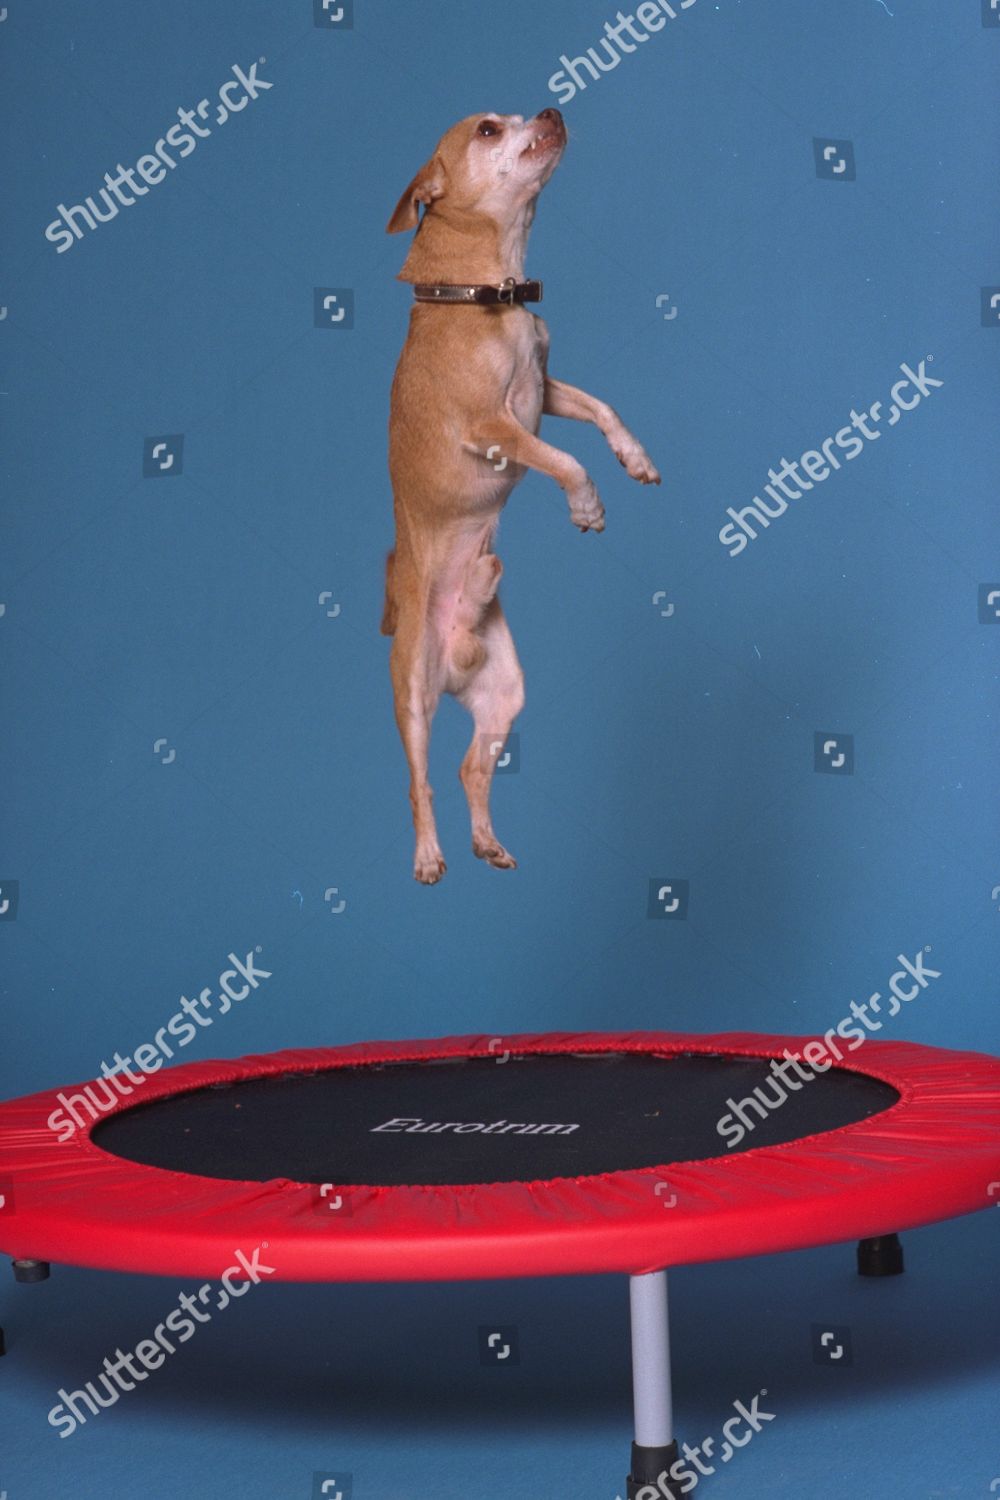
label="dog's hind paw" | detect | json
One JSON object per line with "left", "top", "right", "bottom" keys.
{"left": 473, "top": 838, "right": 517, "bottom": 870}
{"left": 414, "top": 852, "right": 447, "bottom": 884}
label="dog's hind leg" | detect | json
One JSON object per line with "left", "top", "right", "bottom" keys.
{"left": 457, "top": 589, "right": 524, "bottom": 871}
{"left": 390, "top": 606, "right": 447, "bottom": 884}
{"left": 380, "top": 549, "right": 398, "bottom": 636}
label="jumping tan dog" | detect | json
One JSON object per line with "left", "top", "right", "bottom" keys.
{"left": 384, "top": 107, "right": 660, "bottom": 884}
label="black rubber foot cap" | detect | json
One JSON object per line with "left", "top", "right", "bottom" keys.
{"left": 12, "top": 1259, "right": 50, "bottom": 1284}
{"left": 857, "top": 1234, "right": 904, "bottom": 1277}
{"left": 627, "top": 1439, "right": 684, "bottom": 1499}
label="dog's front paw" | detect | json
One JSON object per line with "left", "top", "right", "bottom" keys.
{"left": 568, "top": 476, "right": 605, "bottom": 533}
{"left": 612, "top": 432, "right": 661, "bottom": 486}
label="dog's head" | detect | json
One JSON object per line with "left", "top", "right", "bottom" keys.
{"left": 386, "top": 108, "right": 566, "bottom": 235}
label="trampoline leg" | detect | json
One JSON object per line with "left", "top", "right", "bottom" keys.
{"left": 627, "top": 1270, "right": 682, "bottom": 1500}
{"left": 857, "top": 1234, "right": 904, "bottom": 1277}
{"left": 1, "top": 1259, "right": 51, "bottom": 1355}
{"left": 11, "top": 1259, "right": 50, "bottom": 1284}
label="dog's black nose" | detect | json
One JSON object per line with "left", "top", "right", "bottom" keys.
{"left": 537, "top": 107, "right": 563, "bottom": 126}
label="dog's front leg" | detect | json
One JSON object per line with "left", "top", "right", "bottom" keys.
{"left": 543, "top": 377, "right": 661, "bottom": 487}
{"left": 469, "top": 417, "right": 605, "bottom": 533}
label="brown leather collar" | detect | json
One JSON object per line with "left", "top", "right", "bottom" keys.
{"left": 413, "top": 277, "right": 543, "bottom": 307}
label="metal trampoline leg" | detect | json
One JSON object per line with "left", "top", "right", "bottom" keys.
{"left": 627, "top": 1270, "right": 682, "bottom": 1500}
{"left": 857, "top": 1234, "right": 904, "bottom": 1277}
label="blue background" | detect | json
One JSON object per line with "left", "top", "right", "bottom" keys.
{"left": 2, "top": 1, "right": 998, "bottom": 1495}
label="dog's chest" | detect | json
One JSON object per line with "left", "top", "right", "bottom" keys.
{"left": 503, "top": 314, "right": 546, "bottom": 431}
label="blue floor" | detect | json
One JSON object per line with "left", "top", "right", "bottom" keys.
{"left": 2, "top": 1213, "right": 997, "bottom": 1497}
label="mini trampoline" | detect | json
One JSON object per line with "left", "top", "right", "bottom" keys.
{"left": 2, "top": 1030, "right": 998, "bottom": 1496}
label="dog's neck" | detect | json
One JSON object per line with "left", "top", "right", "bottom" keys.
{"left": 397, "top": 200, "right": 538, "bottom": 286}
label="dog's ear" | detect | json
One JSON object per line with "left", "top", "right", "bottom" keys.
{"left": 386, "top": 154, "right": 446, "bottom": 234}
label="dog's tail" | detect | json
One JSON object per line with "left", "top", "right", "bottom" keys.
{"left": 380, "top": 550, "right": 397, "bottom": 636}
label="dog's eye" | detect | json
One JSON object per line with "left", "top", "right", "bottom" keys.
{"left": 477, "top": 120, "right": 501, "bottom": 137}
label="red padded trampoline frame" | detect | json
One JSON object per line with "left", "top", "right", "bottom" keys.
{"left": 0, "top": 1030, "right": 998, "bottom": 1283}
